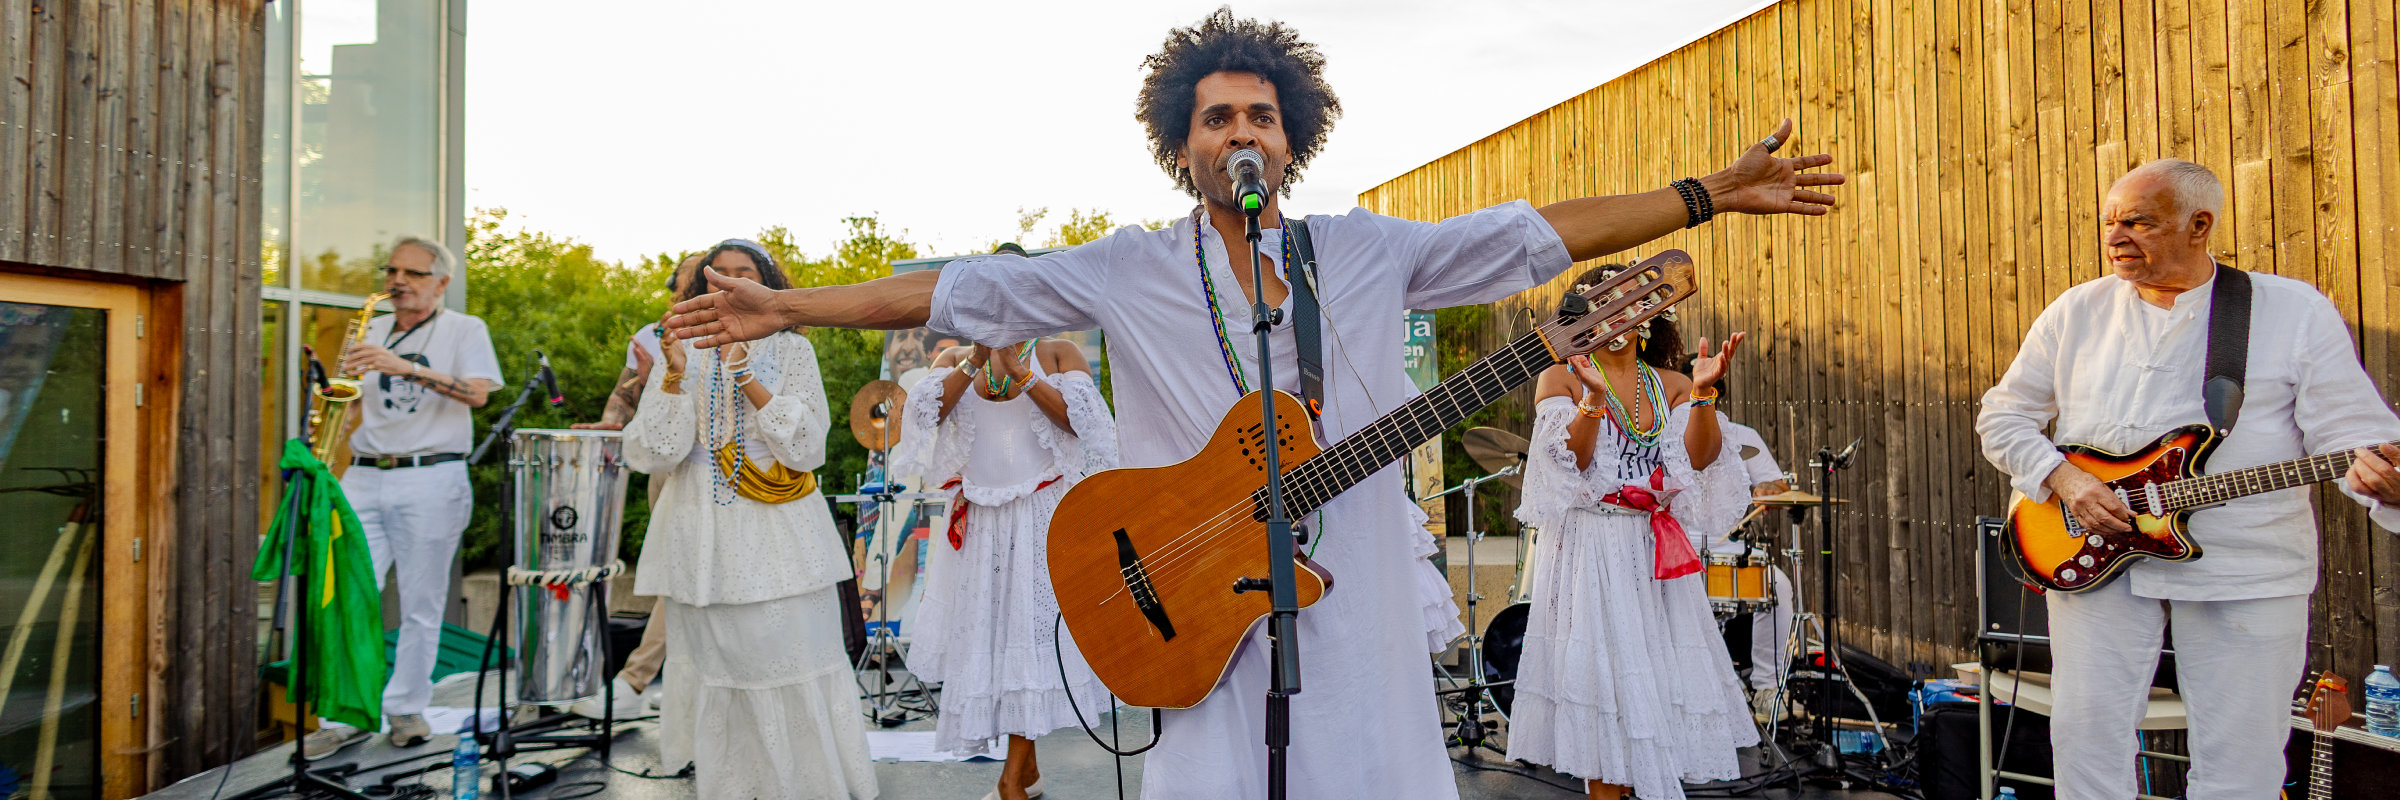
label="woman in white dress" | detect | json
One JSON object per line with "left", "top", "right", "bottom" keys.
{"left": 624, "top": 240, "right": 877, "bottom": 800}
{"left": 1506, "top": 265, "right": 1757, "bottom": 800}
{"left": 891, "top": 337, "right": 1115, "bottom": 800}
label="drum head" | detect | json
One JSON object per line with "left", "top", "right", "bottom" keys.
{"left": 1481, "top": 602, "right": 1531, "bottom": 716}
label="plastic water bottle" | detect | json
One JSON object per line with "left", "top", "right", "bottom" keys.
{"left": 2367, "top": 664, "right": 2400, "bottom": 737}
{"left": 1998, "top": 788, "right": 2018, "bottom": 800}
{"left": 452, "top": 730, "right": 481, "bottom": 800}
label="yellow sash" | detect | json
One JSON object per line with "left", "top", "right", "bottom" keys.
{"left": 712, "top": 441, "right": 817, "bottom": 504}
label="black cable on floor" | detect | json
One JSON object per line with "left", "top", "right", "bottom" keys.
{"left": 1448, "top": 757, "right": 1584, "bottom": 795}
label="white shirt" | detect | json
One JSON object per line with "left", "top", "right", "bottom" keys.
{"left": 1977, "top": 272, "right": 2400, "bottom": 601}
{"left": 623, "top": 323, "right": 663, "bottom": 370}
{"left": 1721, "top": 418, "right": 1784, "bottom": 486}
{"left": 351, "top": 310, "right": 505, "bottom": 456}
{"left": 927, "top": 201, "right": 1570, "bottom": 800}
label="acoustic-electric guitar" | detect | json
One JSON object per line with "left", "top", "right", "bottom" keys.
{"left": 1047, "top": 250, "right": 1699, "bottom": 709}
{"left": 2002, "top": 424, "right": 2400, "bottom": 593}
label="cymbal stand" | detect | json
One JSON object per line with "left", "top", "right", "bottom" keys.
{"left": 1425, "top": 464, "right": 1519, "bottom": 756}
{"left": 834, "top": 479, "right": 945, "bottom": 727}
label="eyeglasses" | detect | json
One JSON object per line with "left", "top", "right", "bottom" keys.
{"left": 379, "top": 266, "right": 438, "bottom": 280}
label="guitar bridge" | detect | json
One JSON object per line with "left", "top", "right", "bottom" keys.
{"left": 1114, "top": 528, "right": 1176, "bottom": 641}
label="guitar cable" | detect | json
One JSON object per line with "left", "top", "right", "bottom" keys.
{"left": 1052, "top": 613, "right": 1163, "bottom": 760}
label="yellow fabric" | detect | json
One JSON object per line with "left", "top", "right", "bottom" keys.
{"left": 320, "top": 514, "right": 343, "bottom": 607}
{"left": 712, "top": 441, "right": 817, "bottom": 504}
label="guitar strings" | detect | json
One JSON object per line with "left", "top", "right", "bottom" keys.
{"left": 1095, "top": 277, "right": 1682, "bottom": 606}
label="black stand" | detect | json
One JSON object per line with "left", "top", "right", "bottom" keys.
{"left": 465, "top": 365, "right": 618, "bottom": 800}
{"left": 1804, "top": 440, "right": 1858, "bottom": 774}
{"left": 1237, "top": 200, "right": 1307, "bottom": 800}
{"left": 1427, "top": 467, "right": 1519, "bottom": 757}
{"left": 236, "top": 466, "right": 375, "bottom": 800}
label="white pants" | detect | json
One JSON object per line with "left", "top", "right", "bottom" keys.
{"left": 2046, "top": 580, "right": 2308, "bottom": 800}
{"left": 341, "top": 460, "right": 473, "bottom": 718}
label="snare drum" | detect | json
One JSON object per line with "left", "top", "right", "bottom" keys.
{"left": 1705, "top": 551, "right": 1774, "bottom": 615}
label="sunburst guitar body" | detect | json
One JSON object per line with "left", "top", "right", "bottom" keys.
{"left": 1048, "top": 250, "right": 1701, "bottom": 708}
{"left": 2003, "top": 424, "right": 2396, "bottom": 593}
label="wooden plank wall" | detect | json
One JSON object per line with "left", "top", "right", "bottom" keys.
{"left": 1361, "top": 0, "right": 2400, "bottom": 682}
{"left": 2, "top": 0, "right": 267, "bottom": 785}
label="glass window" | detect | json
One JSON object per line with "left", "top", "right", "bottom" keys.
{"left": 262, "top": 2, "right": 293, "bottom": 289}
{"left": 297, "top": 0, "right": 444, "bottom": 295}
{"left": 0, "top": 303, "right": 107, "bottom": 800}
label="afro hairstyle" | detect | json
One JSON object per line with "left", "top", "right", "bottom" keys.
{"left": 1137, "top": 7, "right": 1342, "bottom": 199}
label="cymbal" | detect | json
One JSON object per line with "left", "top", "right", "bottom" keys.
{"left": 1463, "top": 427, "right": 1530, "bottom": 487}
{"left": 1751, "top": 488, "right": 1850, "bottom": 506}
{"left": 848, "top": 380, "right": 908, "bottom": 452}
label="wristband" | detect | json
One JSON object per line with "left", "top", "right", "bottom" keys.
{"left": 1574, "top": 401, "right": 1609, "bottom": 419}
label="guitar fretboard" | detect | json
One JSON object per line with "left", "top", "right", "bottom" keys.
{"left": 1262, "top": 331, "right": 1559, "bottom": 517}
{"left": 2310, "top": 733, "right": 2333, "bottom": 800}
{"left": 2158, "top": 441, "right": 2397, "bottom": 512}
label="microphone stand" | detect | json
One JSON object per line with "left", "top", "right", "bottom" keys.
{"left": 1233, "top": 192, "right": 1304, "bottom": 800}
{"left": 1804, "top": 439, "right": 1858, "bottom": 771}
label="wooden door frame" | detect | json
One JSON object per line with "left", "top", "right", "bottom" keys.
{"left": 0, "top": 272, "right": 160, "bottom": 799}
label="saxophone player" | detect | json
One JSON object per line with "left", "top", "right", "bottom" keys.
{"left": 304, "top": 235, "right": 506, "bottom": 759}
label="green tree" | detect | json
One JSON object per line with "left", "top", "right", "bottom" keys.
{"left": 460, "top": 209, "right": 675, "bottom": 566}
{"left": 1435, "top": 302, "right": 1524, "bottom": 535}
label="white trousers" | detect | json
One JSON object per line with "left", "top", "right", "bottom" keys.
{"left": 1748, "top": 566, "right": 1793, "bottom": 692}
{"left": 341, "top": 461, "right": 473, "bottom": 718}
{"left": 2045, "top": 580, "right": 2307, "bottom": 800}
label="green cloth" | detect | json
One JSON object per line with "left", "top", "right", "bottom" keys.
{"left": 253, "top": 439, "right": 387, "bottom": 731}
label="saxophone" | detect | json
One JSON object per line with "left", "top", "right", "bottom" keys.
{"left": 306, "top": 293, "right": 392, "bottom": 462}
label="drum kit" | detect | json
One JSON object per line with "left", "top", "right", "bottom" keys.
{"left": 1438, "top": 426, "right": 1848, "bottom": 752}
{"left": 832, "top": 379, "right": 947, "bottom": 725}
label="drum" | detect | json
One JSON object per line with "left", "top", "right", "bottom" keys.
{"left": 1479, "top": 603, "right": 1530, "bottom": 716}
{"left": 509, "top": 429, "right": 632, "bottom": 705}
{"left": 1510, "top": 525, "right": 1545, "bottom": 604}
{"left": 1705, "top": 551, "right": 1775, "bottom": 616}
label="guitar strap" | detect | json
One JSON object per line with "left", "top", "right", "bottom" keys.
{"left": 1287, "top": 218, "right": 1326, "bottom": 420}
{"left": 2203, "top": 263, "right": 2252, "bottom": 436}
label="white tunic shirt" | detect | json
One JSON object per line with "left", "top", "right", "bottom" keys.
{"left": 927, "top": 202, "right": 1571, "bottom": 800}
{"left": 1976, "top": 272, "right": 2400, "bottom": 601}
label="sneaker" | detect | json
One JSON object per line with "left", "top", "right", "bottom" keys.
{"left": 647, "top": 680, "right": 667, "bottom": 712}
{"left": 1750, "top": 688, "right": 1786, "bottom": 723}
{"left": 302, "top": 725, "right": 370, "bottom": 761}
{"left": 387, "top": 713, "right": 432, "bottom": 748}
{"left": 570, "top": 677, "right": 646, "bottom": 720}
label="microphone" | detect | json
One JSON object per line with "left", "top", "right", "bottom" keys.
{"left": 535, "top": 349, "right": 564, "bottom": 407}
{"left": 1225, "top": 149, "right": 1268, "bottom": 212}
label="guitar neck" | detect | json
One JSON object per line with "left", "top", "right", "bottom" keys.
{"left": 1269, "top": 331, "right": 1558, "bottom": 516}
{"left": 2310, "top": 733, "right": 2334, "bottom": 800}
{"left": 2161, "top": 440, "right": 2399, "bottom": 512}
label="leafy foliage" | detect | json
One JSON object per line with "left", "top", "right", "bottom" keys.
{"left": 1435, "top": 302, "right": 1524, "bottom": 535}
{"left": 458, "top": 210, "right": 919, "bottom": 568}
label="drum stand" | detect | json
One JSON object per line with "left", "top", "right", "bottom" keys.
{"left": 464, "top": 375, "right": 619, "bottom": 800}
{"left": 834, "top": 482, "right": 944, "bottom": 727}
{"left": 1426, "top": 465, "right": 1519, "bottom": 756}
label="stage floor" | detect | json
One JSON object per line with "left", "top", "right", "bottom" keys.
{"left": 142, "top": 670, "right": 1907, "bottom": 800}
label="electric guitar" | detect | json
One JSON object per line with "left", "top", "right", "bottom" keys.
{"left": 2290, "top": 670, "right": 2350, "bottom": 800}
{"left": 1047, "top": 250, "right": 1699, "bottom": 709}
{"left": 2002, "top": 425, "right": 2398, "bottom": 593}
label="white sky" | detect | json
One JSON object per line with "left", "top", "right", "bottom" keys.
{"left": 464, "top": 0, "right": 1771, "bottom": 263}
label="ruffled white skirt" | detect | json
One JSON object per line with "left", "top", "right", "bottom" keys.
{"left": 1505, "top": 506, "right": 1758, "bottom": 798}
{"left": 661, "top": 589, "right": 878, "bottom": 800}
{"left": 909, "top": 479, "right": 1111, "bottom": 756}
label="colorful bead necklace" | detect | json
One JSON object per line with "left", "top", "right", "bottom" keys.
{"left": 1194, "top": 209, "right": 1301, "bottom": 396}
{"left": 1585, "top": 355, "right": 1666, "bottom": 449}
{"left": 702, "top": 346, "right": 743, "bottom": 506}
{"left": 978, "top": 342, "right": 1037, "bottom": 400}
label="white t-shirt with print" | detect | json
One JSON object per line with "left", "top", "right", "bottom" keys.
{"left": 351, "top": 310, "right": 506, "bottom": 456}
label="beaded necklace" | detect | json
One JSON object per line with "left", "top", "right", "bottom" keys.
{"left": 978, "top": 342, "right": 1038, "bottom": 400}
{"left": 701, "top": 345, "right": 746, "bottom": 507}
{"left": 1194, "top": 209, "right": 1301, "bottom": 396}
{"left": 1585, "top": 355, "right": 1666, "bottom": 449}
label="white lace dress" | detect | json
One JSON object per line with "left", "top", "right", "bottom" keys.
{"left": 1504, "top": 396, "right": 1757, "bottom": 798}
{"left": 623, "top": 332, "right": 877, "bottom": 800}
{"left": 890, "top": 355, "right": 1117, "bottom": 756}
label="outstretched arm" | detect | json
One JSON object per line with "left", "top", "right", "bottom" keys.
{"left": 1537, "top": 120, "right": 1844, "bottom": 262}
{"left": 667, "top": 269, "right": 941, "bottom": 349}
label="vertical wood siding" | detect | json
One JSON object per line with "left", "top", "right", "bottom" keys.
{"left": 1362, "top": 0, "right": 2400, "bottom": 682}
{"left": 3, "top": 0, "right": 265, "bottom": 783}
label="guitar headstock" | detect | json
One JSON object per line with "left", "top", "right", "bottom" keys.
{"left": 2305, "top": 670, "right": 2351, "bottom": 732}
{"left": 1535, "top": 249, "right": 1700, "bottom": 361}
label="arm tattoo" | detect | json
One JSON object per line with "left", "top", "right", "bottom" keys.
{"left": 602, "top": 368, "right": 644, "bottom": 423}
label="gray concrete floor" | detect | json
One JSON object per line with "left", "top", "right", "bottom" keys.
{"left": 144, "top": 668, "right": 1904, "bottom": 800}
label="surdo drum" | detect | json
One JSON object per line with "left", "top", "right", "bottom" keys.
{"left": 508, "top": 429, "right": 631, "bottom": 705}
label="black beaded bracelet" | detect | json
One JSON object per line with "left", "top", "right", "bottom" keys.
{"left": 1671, "top": 177, "right": 1715, "bottom": 228}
